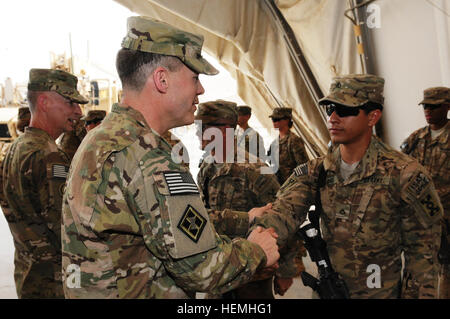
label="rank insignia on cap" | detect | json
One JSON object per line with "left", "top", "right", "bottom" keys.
{"left": 163, "top": 171, "right": 200, "bottom": 196}
{"left": 177, "top": 205, "right": 207, "bottom": 243}
{"left": 52, "top": 164, "right": 69, "bottom": 179}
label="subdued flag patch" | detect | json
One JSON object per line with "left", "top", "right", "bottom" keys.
{"left": 52, "top": 164, "right": 68, "bottom": 179}
{"left": 163, "top": 171, "right": 199, "bottom": 196}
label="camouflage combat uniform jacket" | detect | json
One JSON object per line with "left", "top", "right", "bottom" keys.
{"left": 61, "top": 104, "right": 268, "bottom": 299}
{"left": 268, "top": 131, "right": 309, "bottom": 185}
{"left": 198, "top": 150, "right": 303, "bottom": 290}
{"left": 3, "top": 127, "right": 69, "bottom": 298}
{"left": 197, "top": 150, "right": 280, "bottom": 237}
{"left": 236, "top": 126, "right": 266, "bottom": 159}
{"left": 401, "top": 121, "right": 449, "bottom": 230}
{"left": 256, "top": 136, "right": 443, "bottom": 298}
{"left": 58, "top": 120, "right": 86, "bottom": 161}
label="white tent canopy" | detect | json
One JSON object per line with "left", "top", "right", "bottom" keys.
{"left": 115, "top": 0, "right": 449, "bottom": 154}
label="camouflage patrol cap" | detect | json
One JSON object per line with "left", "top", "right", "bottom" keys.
{"left": 81, "top": 110, "right": 107, "bottom": 122}
{"left": 419, "top": 87, "right": 450, "bottom": 105}
{"left": 121, "top": 16, "right": 218, "bottom": 76}
{"left": 269, "top": 108, "right": 292, "bottom": 120}
{"left": 17, "top": 107, "right": 31, "bottom": 133}
{"left": 318, "top": 74, "right": 385, "bottom": 107}
{"left": 27, "top": 68, "right": 88, "bottom": 104}
{"left": 195, "top": 100, "right": 238, "bottom": 126}
{"left": 237, "top": 105, "right": 252, "bottom": 116}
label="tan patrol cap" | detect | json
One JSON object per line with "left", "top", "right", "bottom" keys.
{"left": 419, "top": 87, "right": 450, "bottom": 105}
{"left": 318, "top": 74, "right": 385, "bottom": 107}
{"left": 27, "top": 68, "right": 88, "bottom": 104}
{"left": 269, "top": 108, "right": 292, "bottom": 120}
{"left": 237, "top": 105, "right": 252, "bottom": 116}
{"left": 81, "top": 110, "right": 107, "bottom": 122}
{"left": 195, "top": 100, "right": 238, "bottom": 126}
{"left": 17, "top": 107, "right": 31, "bottom": 133}
{"left": 121, "top": 16, "right": 218, "bottom": 76}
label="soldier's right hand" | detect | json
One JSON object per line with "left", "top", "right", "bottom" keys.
{"left": 247, "top": 226, "right": 280, "bottom": 267}
{"left": 248, "top": 203, "right": 272, "bottom": 223}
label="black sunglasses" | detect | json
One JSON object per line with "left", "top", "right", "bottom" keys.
{"left": 325, "top": 103, "right": 362, "bottom": 117}
{"left": 85, "top": 119, "right": 102, "bottom": 126}
{"left": 422, "top": 104, "right": 443, "bottom": 110}
{"left": 271, "top": 117, "right": 289, "bottom": 122}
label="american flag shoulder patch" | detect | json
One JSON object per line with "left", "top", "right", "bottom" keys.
{"left": 163, "top": 171, "right": 200, "bottom": 196}
{"left": 52, "top": 164, "right": 69, "bottom": 179}
{"left": 294, "top": 163, "right": 308, "bottom": 177}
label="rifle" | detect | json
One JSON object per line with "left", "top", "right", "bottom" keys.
{"left": 298, "top": 163, "right": 350, "bottom": 299}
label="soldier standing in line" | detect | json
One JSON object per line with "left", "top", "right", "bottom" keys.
{"left": 400, "top": 86, "right": 449, "bottom": 298}
{"left": 254, "top": 74, "right": 443, "bottom": 298}
{"left": 59, "top": 110, "right": 106, "bottom": 161}
{"left": 267, "top": 107, "right": 309, "bottom": 185}
{"left": 0, "top": 107, "right": 31, "bottom": 220}
{"left": 58, "top": 118, "right": 86, "bottom": 161}
{"left": 61, "top": 16, "right": 279, "bottom": 299}
{"left": 82, "top": 109, "right": 106, "bottom": 132}
{"left": 196, "top": 100, "right": 284, "bottom": 299}
{"left": 2, "top": 68, "right": 87, "bottom": 298}
{"left": 235, "top": 105, "right": 266, "bottom": 159}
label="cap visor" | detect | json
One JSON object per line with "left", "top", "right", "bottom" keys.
{"left": 318, "top": 96, "right": 366, "bottom": 107}
{"left": 418, "top": 98, "right": 445, "bottom": 105}
{"left": 186, "top": 57, "right": 219, "bottom": 75}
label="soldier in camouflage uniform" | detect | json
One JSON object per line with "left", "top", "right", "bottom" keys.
{"left": 59, "top": 110, "right": 106, "bottom": 161}
{"left": 58, "top": 118, "right": 87, "bottom": 161}
{"left": 235, "top": 105, "right": 266, "bottom": 159}
{"left": 400, "top": 87, "right": 449, "bottom": 298}
{"left": 266, "top": 107, "right": 309, "bottom": 294}
{"left": 196, "top": 100, "right": 282, "bottom": 299}
{"left": 82, "top": 109, "right": 106, "bottom": 132}
{"left": 254, "top": 74, "right": 443, "bottom": 298}
{"left": 0, "top": 107, "right": 31, "bottom": 222}
{"left": 61, "top": 16, "right": 279, "bottom": 299}
{"left": 161, "top": 130, "right": 190, "bottom": 170}
{"left": 267, "top": 107, "right": 309, "bottom": 185}
{"left": 2, "top": 68, "right": 87, "bottom": 298}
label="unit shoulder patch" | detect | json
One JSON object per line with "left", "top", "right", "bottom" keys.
{"left": 177, "top": 205, "right": 207, "bottom": 243}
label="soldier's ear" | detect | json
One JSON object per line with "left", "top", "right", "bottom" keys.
{"left": 367, "top": 109, "right": 382, "bottom": 127}
{"left": 153, "top": 67, "right": 169, "bottom": 93}
{"left": 36, "top": 93, "right": 48, "bottom": 112}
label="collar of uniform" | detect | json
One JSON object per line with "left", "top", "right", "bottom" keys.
{"left": 278, "top": 130, "right": 291, "bottom": 144}
{"left": 324, "top": 136, "right": 379, "bottom": 184}
{"left": 111, "top": 103, "right": 150, "bottom": 129}
{"left": 25, "top": 126, "right": 54, "bottom": 141}
{"left": 110, "top": 103, "right": 171, "bottom": 153}
{"left": 434, "top": 120, "right": 449, "bottom": 145}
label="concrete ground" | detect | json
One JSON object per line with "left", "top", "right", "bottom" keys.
{"left": 0, "top": 207, "right": 316, "bottom": 299}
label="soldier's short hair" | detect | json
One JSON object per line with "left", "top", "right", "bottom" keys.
{"left": 116, "top": 49, "right": 183, "bottom": 91}
{"left": 117, "top": 16, "right": 218, "bottom": 92}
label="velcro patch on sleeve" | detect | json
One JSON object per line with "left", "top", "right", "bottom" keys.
{"left": 177, "top": 205, "right": 207, "bottom": 243}
{"left": 294, "top": 163, "right": 308, "bottom": 177}
{"left": 163, "top": 171, "right": 200, "bottom": 196}
{"left": 419, "top": 194, "right": 441, "bottom": 218}
{"left": 407, "top": 172, "right": 430, "bottom": 198}
{"left": 52, "top": 164, "right": 69, "bottom": 179}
